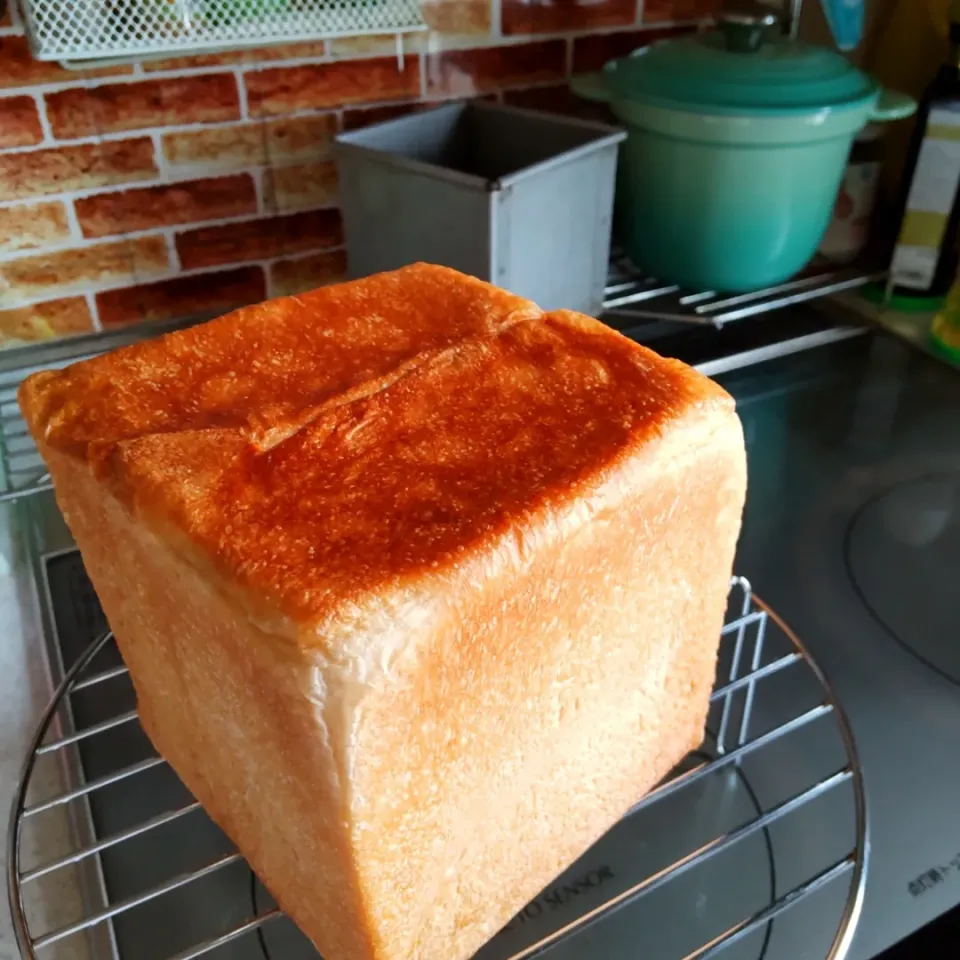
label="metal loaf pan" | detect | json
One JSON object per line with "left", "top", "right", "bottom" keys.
{"left": 334, "top": 101, "right": 625, "bottom": 316}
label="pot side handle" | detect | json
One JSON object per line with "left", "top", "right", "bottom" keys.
{"left": 870, "top": 88, "right": 917, "bottom": 123}
{"left": 570, "top": 72, "right": 611, "bottom": 104}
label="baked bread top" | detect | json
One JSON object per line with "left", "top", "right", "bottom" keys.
{"left": 19, "top": 263, "right": 733, "bottom": 642}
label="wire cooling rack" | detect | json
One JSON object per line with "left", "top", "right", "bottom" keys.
{"left": 7, "top": 576, "right": 868, "bottom": 960}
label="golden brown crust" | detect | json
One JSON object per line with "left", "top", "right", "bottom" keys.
{"left": 17, "top": 262, "right": 540, "bottom": 456}
{"left": 20, "top": 266, "right": 732, "bottom": 638}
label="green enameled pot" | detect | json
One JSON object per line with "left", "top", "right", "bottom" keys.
{"left": 572, "top": 12, "right": 916, "bottom": 292}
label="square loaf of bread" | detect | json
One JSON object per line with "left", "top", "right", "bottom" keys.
{"left": 20, "top": 263, "right": 746, "bottom": 960}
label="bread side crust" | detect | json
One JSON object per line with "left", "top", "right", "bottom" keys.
{"left": 346, "top": 403, "right": 746, "bottom": 958}
{"left": 36, "top": 442, "right": 379, "bottom": 960}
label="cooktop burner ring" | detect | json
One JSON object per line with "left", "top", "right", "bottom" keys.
{"left": 6, "top": 578, "right": 868, "bottom": 960}
{"left": 844, "top": 470, "right": 960, "bottom": 687}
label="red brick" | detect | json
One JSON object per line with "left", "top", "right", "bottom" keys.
{"left": 342, "top": 102, "right": 426, "bottom": 131}
{"left": 503, "top": 84, "right": 614, "bottom": 125}
{"left": 271, "top": 249, "right": 347, "bottom": 296}
{"left": 502, "top": 0, "right": 636, "bottom": 36}
{"left": 325, "top": 34, "right": 419, "bottom": 60}
{"left": 422, "top": 0, "right": 492, "bottom": 33}
{"left": 328, "top": 1, "right": 489, "bottom": 53}
{"left": 97, "top": 266, "right": 266, "bottom": 327}
{"left": 643, "top": 0, "right": 721, "bottom": 21}
{"left": 571, "top": 26, "right": 694, "bottom": 72}
{"left": 176, "top": 209, "right": 343, "bottom": 270}
{"left": 0, "top": 202, "right": 71, "bottom": 254}
{"left": 0, "top": 36, "right": 131, "bottom": 89}
{"left": 262, "top": 162, "right": 338, "bottom": 214}
{"left": 0, "top": 139, "right": 158, "bottom": 202}
{"left": 0, "top": 298, "right": 95, "bottom": 345}
{"left": 0, "top": 237, "right": 169, "bottom": 306}
{"left": 163, "top": 115, "right": 336, "bottom": 174}
{"left": 246, "top": 58, "right": 420, "bottom": 115}
{"left": 425, "top": 41, "right": 566, "bottom": 97}
{"left": 0, "top": 95, "right": 41, "bottom": 147}
{"left": 142, "top": 42, "right": 326, "bottom": 72}
{"left": 75, "top": 175, "right": 257, "bottom": 239}
{"left": 46, "top": 75, "right": 240, "bottom": 139}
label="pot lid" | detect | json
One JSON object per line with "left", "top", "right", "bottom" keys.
{"left": 604, "top": 14, "right": 877, "bottom": 115}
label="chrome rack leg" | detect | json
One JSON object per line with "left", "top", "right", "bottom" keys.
{"left": 738, "top": 602, "right": 769, "bottom": 748}
{"left": 716, "top": 577, "right": 753, "bottom": 755}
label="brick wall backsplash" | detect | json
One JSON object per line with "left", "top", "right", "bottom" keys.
{"left": 0, "top": 0, "right": 715, "bottom": 347}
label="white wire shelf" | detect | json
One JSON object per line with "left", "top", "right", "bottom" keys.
{"left": 7, "top": 577, "right": 869, "bottom": 960}
{"left": 20, "top": 0, "right": 426, "bottom": 63}
{"left": 605, "top": 254, "right": 884, "bottom": 329}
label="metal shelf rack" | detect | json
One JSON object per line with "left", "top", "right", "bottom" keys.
{"left": 20, "top": 0, "right": 426, "bottom": 64}
{"left": 604, "top": 254, "right": 884, "bottom": 329}
{"left": 7, "top": 577, "right": 869, "bottom": 960}
{"left": 0, "top": 397, "right": 50, "bottom": 505}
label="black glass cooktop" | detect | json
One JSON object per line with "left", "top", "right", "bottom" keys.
{"left": 712, "top": 333, "right": 960, "bottom": 960}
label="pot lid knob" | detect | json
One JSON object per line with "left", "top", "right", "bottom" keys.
{"left": 717, "top": 0, "right": 780, "bottom": 52}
